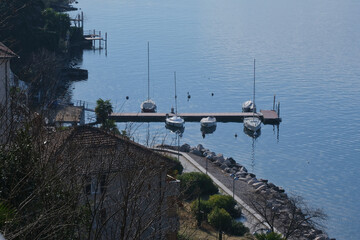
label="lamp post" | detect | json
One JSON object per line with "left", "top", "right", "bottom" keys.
{"left": 230, "top": 173, "right": 239, "bottom": 199}
{"left": 206, "top": 155, "right": 211, "bottom": 175}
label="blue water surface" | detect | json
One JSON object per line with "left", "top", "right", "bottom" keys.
{"left": 69, "top": 0, "right": 360, "bottom": 239}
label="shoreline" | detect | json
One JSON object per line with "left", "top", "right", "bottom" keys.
{"left": 154, "top": 144, "right": 331, "bottom": 240}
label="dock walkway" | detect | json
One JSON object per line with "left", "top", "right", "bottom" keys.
{"left": 109, "top": 110, "right": 281, "bottom": 124}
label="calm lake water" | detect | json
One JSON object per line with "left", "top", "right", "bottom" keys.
{"left": 69, "top": 0, "right": 360, "bottom": 239}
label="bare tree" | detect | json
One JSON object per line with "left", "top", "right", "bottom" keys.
{"left": 247, "top": 191, "right": 327, "bottom": 240}
{"left": 50, "top": 126, "right": 180, "bottom": 240}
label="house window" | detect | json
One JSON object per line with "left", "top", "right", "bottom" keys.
{"left": 91, "top": 176, "right": 100, "bottom": 195}
{"left": 85, "top": 174, "right": 107, "bottom": 195}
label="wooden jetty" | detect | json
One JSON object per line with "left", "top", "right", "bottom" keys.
{"left": 55, "top": 106, "right": 85, "bottom": 126}
{"left": 109, "top": 110, "right": 281, "bottom": 124}
{"left": 83, "top": 30, "right": 108, "bottom": 50}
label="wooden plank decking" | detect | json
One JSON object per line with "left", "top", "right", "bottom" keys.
{"left": 109, "top": 110, "right": 281, "bottom": 124}
{"left": 260, "top": 110, "right": 282, "bottom": 124}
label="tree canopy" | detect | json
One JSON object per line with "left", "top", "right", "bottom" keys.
{"left": 178, "top": 172, "right": 218, "bottom": 200}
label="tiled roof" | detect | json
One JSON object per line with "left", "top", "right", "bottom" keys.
{"left": 51, "top": 126, "right": 174, "bottom": 166}
{"left": 0, "top": 42, "right": 18, "bottom": 58}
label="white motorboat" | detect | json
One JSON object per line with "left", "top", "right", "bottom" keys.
{"left": 141, "top": 99, "right": 156, "bottom": 112}
{"left": 141, "top": 42, "right": 157, "bottom": 113}
{"left": 244, "top": 117, "right": 261, "bottom": 132}
{"left": 200, "top": 116, "right": 217, "bottom": 128}
{"left": 244, "top": 59, "right": 261, "bottom": 132}
{"left": 166, "top": 72, "right": 184, "bottom": 128}
{"left": 166, "top": 115, "right": 185, "bottom": 128}
{"left": 242, "top": 100, "right": 256, "bottom": 113}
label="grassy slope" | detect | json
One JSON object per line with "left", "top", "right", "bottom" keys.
{"left": 178, "top": 202, "right": 255, "bottom": 240}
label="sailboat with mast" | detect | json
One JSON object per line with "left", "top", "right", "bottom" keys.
{"left": 243, "top": 59, "right": 261, "bottom": 132}
{"left": 141, "top": 42, "right": 157, "bottom": 113}
{"left": 166, "top": 72, "right": 185, "bottom": 128}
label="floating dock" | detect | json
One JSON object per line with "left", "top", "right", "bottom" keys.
{"left": 109, "top": 110, "right": 281, "bottom": 124}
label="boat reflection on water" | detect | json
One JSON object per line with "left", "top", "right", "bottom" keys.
{"left": 201, "top": 125, "right": 217, "bottom": 138}
{"left": 165, "top": 124, "right": 185, "bottom": 137}
{"left": 243, "top": 127, "right": 260, "bottom": 172}
{"left": 243, "top": 126, "right": 261, "bottom": 139}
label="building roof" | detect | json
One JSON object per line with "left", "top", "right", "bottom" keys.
{"left": 0, "top": 42, "right": 18, "bottom": 59}
{"left": 49, "top": 126, "right": 175, "bottom": 169}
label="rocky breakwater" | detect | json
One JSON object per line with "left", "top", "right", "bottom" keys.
{"left": 176, "top": 143, "right": 331, "bottom": 240}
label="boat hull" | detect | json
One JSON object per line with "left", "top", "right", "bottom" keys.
{"left": 141, "top": 100, "right": 157, "bottom": 113}
{"left": 243, "top": 117, "right": 261, "bottom": 132}
{"left": 166, "top": 116, "right": 184, "bottom": 128}
{"left": 200, "top": 117, "right": 217, "bottom": 127}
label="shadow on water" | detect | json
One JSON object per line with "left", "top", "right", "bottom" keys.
{"left": 243, "top": 127, "right": 261, "bottom": 139}
{"left": 165, "top": 124, "right": 185, "bottom": 137}
{"left": 243, "top": 127, "right": 261, "bottom": 172}
{"left": 200, "top": 125, "right": 217, "bottom": 138}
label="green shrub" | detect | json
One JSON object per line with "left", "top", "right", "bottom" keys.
{"left": 190, "top": 198, "right": 212, "bottom": 223}
{"left": 255, "top": 232, "right": 285, "bottom": 240}
{"left": 228, "top": 220, "right": 249, "bottom": 236}
{"left": 207, "top": 207, "right": 232, "bottom": 231}
{"left": 166, "top": 155, "right": 184, "bottom": 176}
{"left": 178, "top": 172, "right": 218, "bottom": 200}
{"left": 207, "top": 194, "right": 241, "bottom": 218}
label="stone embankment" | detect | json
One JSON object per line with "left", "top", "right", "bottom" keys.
{"left": 158, "top": 143, "right": 332, "bottom": 240}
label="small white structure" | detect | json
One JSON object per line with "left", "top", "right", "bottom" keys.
{"left": 0, "top": 42, "right": 18, "bottom": 109}
{"left": 242, "top": 100, "right": 256, "bottom": 113}
{"left": 0, "top": 42, "right": 18, "bottom": 143}
{"left": 200, "top": 116, "right": 217, "bottom": 127}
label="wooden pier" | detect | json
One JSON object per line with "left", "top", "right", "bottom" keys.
{"left": 83, "top": 30, "right": 108, "bottom": 50}
{"left": 109, "top": 110, "right": 281, "bottom": 124}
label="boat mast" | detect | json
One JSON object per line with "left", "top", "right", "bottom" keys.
{"left": 174, "top": 71, "right": 178, "bottom": 115}
{"left": 147, "top": 42, "right": 150, "bottom": 101}
{"left": 253, "top": 58, "right": 256, "bottom": 114}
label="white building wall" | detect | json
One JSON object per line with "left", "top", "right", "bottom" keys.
{"left": 0, "top": 59, "right": 11, "bottom": 144}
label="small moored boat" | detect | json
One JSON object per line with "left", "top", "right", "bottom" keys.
{"left": 141, "top": 99, "right": 156, "bottom": 113}
{"left": 141, "top": 42, "right": 157, "bottom": 113}
{"left": 166, "top": 115, "right": 185, "bottom": 128}
{"left": 242, "top": 100, "right": 256, "bottom": 113}
{"left": 244, "top": 59, "right": 261, "bottom": 132}
{"left": 165, "top": 72, "right": 184, "bottom": 128}
{"left": 200, "top": 116, "right": 217, "bottom": 128}
{"left": 243, "top": 117, "right": 261, "bottom": 132}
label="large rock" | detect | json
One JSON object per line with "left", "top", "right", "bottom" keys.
{"left": 220, "top": 163, "right": 228, "bottom": 170}
{"left": 247, "top": 178, "right": 258, "bottom": 185}
{"left": 213, "top": 161, "right": 222, "bottom": 167}
{"left": 314, "top": 235, "right": 328, "bottom": 240}
{"left": 196, "top": 144, "right": 205, "bottom": 152}
{"left": 190, "top": 148, "right": 203, "bottom": 156}
{"left": 224, "top": 159, "right": 232, "bottom": 167}
{"left": 213, "top": 154, "right": 225, "bottom": 164}
{"left": 179, "top": 143, "right": 191, "bottom": 152}
{"left": 203, "top": 150, "right": 215, "bottom": 158}
{"left": 226, "top": 157, "right": 236, "bottom": 165}
{"left": 236, "top": 172, "right": 248, "bottom": 178}
{"left": 240, "top": 166, "right": 248, "bottom": 173}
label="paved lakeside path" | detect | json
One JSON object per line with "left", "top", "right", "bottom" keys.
{"left": 153, "top": 147, "right": 270, "bottom": 234}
